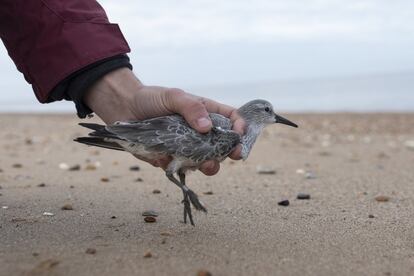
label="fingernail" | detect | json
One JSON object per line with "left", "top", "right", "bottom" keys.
{"left": 197, "top": 117, "right": 211, "bottom": 129}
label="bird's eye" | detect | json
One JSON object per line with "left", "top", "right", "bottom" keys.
{"left": 265, "top": 107, "right": 270, "bottom": 112}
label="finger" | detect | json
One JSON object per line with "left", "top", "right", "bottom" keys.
{"left": 165, "top": 89, "right": 212, "bottom": 133}
{"left": 229, "top": 144, "right": 242, "bottom": 160}
{"left": 199, "top": 160, "right": 220, "bottom": 176}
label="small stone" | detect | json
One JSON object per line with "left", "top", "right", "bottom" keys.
{"left": 0, "top": 185, "right": 2, "bottom": 189}
{"left": 69, "top": 185, "right": 75, "bottom": 189}
{"left": 2, "top": 206, "right": 9, "bottom": 209}
{"left": 305, "top": 171, "right": 316, "bottom": 179}
{"left": 32, "top": 252, "right": 40, "bottom": 257}
{"left": 0, "top": 168, "right": 3, "bottom": 173}
{"left": 11, "top": 217, "right": 27, "bottom": 223}
{"left": 152, "top": 189, "right": 161, "bottom": 194}
{"left": 85, "top": 164, "right": 97, "bottom": 171}
{"left": 144, "top": 216, "right": 157, "bottom": 223}
{"left": 37, "top": 183, "right": 46, "bottom": 187}
{"left": 12, "top": 163, "right": 23, "bottom": 168}
{"left": 42, "top": 212, "right": 54, "bottom": 216}
{"left": 160, "top": 232, "right": 172, "bottom": 237}
{"left": 100, "top": 177, "right": 110, "bottom": 182}
{"left": 203, "top": 191, "right": 214, "bottom": 195}
{"left": 256, "top": 166, "right": 276, "bottom": 175}
{"left": 69, "top": 164, "right": 81, "bottom": 171}
{"left": 143, "top": 251, "right": 152, "bottom": 258}
{"left": 296, "top": 169, "right": 305, "bottom": 174}
{"left": 135, "top": 178, "right": 143, "bottom": 182}
{"left": 142, "top": 210, "right": 159, "bottom": 217}
{"left": 368, "top": 214, "right": 375, "bottom": 218}
{"left": 375, "top": 195, "right": 390, "bottom": 202}
{"left": 404, "top": 140, "right": 414, "bottom": 150}
{"left": 129, "top": 165, "right": 140, "bottom": 171}
{"left": 59, "top": 163, "right": 69, "bottom": 170}
{"left": 111, "top": 216, "right": 117, "bottom": 219}
{"left": 278, "top": 199, "right": 290, "bottom": 206}
{"left": 197, "top": 269, "right": 212, "bottom": 276}
{"left": 161, "top": 238, "right": 167, "bottom": 244}
{"left": 85, "top": 248, "right": 97, "bottom": 255}
{"left": 297, "top": 193, "right": 311, "bottom": 200}
{"left": 61, "top": 204, "right": 73, "bottom": 210}
{"left": 0, "top": 193, "right": 2, "bottom": 196}
{"left": 112, "top": 161, "right": 119, "bottom": 165}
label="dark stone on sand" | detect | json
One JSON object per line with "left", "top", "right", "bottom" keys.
{"left": 297, "top": 193, "right": 311, "bottom": 200}
{"left": 37, "top": 183, "right": 46, "bottom": 187}
{"left": 278, "top": 200, "right": 290, "bottom": 206}
{"left": 111, "top": 216, "right": 117, "bottom": 219}
{"left": 85, "top": 248, "right": 97, "bottom": 254}
{"left": 152, "top": 189, "right": 161, "bottom": 194}
{"left": 144, "top": 216, "right": 157, "bottom": 223}
{"left": 135, "top": 178, "right": 143, "bottom": 182}
{"left": 375, "top": 195, "right": 390, "bottom": 202}
{"left": 69, "top": 164, "right": 81, "bottom": 171}
{"left": 12, "top": 163, "right": 23, "bottom": 168}
{"left": 203, "top": 191, "right": 214, "bottom": 195}
{"left": 129, "top": 165, "right": 140, "bottom": 171}
{"left": 100, "top": 177, "right": 110, "bottom": 182}
{"left": 61, "top": 204, "right": 73, "bottom": 210}
{"left": 368, "top": 214, "right": 375, "bottom": 218}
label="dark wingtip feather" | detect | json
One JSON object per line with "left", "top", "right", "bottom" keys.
{"left": 78, "top": 123, "right": 105, "bottom": 131}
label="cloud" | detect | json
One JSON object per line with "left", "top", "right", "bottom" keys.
{"left": 100, "top": 0, "right": 414, "bottom": 47}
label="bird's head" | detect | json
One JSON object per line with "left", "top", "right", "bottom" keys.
{"left": 238, "top": 99, "right": 298, "bottom": 128}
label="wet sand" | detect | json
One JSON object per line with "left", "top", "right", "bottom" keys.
{"left": 0, "top": 113, "right": 413, "bottom": 276}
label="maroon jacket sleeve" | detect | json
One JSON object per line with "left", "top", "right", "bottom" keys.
{"left": 0, "top": 0, "right": 130, "bottom": 103}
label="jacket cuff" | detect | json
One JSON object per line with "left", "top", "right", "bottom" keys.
{"left": 48, "top": 54, "right": 132, "bottom": 118}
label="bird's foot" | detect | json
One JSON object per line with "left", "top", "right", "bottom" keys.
{"left": 181, "top": 189, "right": 207, "bottom": 226}
{"left": 182, "top": 193, "right": 195, "bottom": 226}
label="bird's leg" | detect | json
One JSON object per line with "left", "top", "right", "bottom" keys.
{"left": 165, "top": 171, "right": 194, "bottom": 226}
{"left": 178, "top": 170, "right": 207, "bottom": 212}
{"left": 178, "top": 171, "right": 193, "bottom": 225}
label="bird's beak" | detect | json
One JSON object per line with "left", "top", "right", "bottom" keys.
{"left": 274, "top": 114, "right": 298, "bottom": 128}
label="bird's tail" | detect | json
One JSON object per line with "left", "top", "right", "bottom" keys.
{"left": 74, "top": 137, "right": 125, "bottom": 151}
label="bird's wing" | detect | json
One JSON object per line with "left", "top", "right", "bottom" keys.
{"left": 106, "top": 115, "right": 220, "bottom": 161}
{"left": 209, "top": 113, "right": 232, "bottom": 130}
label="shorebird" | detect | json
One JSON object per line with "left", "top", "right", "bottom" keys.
{"left": 74, "top": 99, "right": 298, "bottom": 225}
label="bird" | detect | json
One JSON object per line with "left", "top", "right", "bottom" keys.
{"left": 74, "top": 99, "right": 298, "bottom": 225}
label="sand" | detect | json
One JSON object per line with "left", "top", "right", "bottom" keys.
{"left": 0, "top": 113, "right": 413, "bottom": 276}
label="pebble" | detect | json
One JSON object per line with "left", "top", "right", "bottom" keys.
{"left": 61, "top": 204, "right": 73, "bottom": 210}
{"left": 0, "top": 168, "right": 3, "bottom": 173}
{"left": 203, "top": 191, "right": 214, "bottom": 195}
{"left": 160, "top": 232, "right": 172, "bottom": 236}
{"left": 197, "top": 270, "right": 212, "bottom": 276}
{"left": 42, "top": 212, "right": 54, "bottom": 216}
{"left": 152, "top": 189, "right": 161, "bottom": 194}
{"left": 85, "top": 248, "right": 97, "bottom": 255}
{"left": 375, "top": 195, "right": 390, "bottom": 202}
{"left": 111, "top": 216, "right": 117, "bottom": 219}
{"left": 143, "top": 251, "right": 153, "bottom": 258}
{"left": 368, "top": 214, "right": 375, "bottom": 218}
{"left": 142, "top": 210, "right": 159, "bottom": 217}
{"left": 129, "top": 165, "right": 140, "bottom": 171}
{"left": 2, "top": 206, "right": 9, "bottom": 209}
{"left": 100, "top": 177, "right": 110, "bottom": 182}
{"left": 85, "top": 164, "right": 97, "bottom": 171}
{"left": 135, "top": 178, "right": 144, "bottom": 182}
{"left": 12, "top": 163, "right": 23, "bottom": 168}
{"left": 59, "top": 163, "right": 69, "bottom": 170}
{"left": 278, "top": 200, "right": 290, "bottom": 206}
{"left": 404, "top": 140, "right": 414, "bottom": 150}
{"left": 69, "top": 164, "right": 81, "bottom": 171}
{"left": 296, "top": 169, "right": 305, "bottom": 174}
{"left": 69, "top": 185, "right": 75, "bottom": 189}
{"left": 0, "top": 185, "right": 2, "bottom": 189}
{"left": 256, "top": 166, "right": 276, "bottom": 175}
{"left": 144, "top": 216, "right": 157, "bottom": 223}
{"left": 297, "top": 193, "right": 311, "bottom": 200}
{"left": 305, "top": 171, "right": 317, "bottom": 179}
{"left": 37, "top": 183, "right": 46, "bottom": 187}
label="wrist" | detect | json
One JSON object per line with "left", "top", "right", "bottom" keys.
{"left": 84, "top": 68, "right": 143, "bottom": 124}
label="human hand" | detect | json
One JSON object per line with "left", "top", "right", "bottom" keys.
{"left": 83, "top": 68, "right": 245, "bottom": 175}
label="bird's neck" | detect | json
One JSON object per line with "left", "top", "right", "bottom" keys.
{"left": 241, "top": 123, "right": 265, "bottom": 160}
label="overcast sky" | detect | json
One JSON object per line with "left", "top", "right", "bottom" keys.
{"left": 1, "top": 0, "right": 413, "bottom": 109}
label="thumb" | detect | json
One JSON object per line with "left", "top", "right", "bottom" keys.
{"left": 164, "top": 89, "right": 212, "bottom": 133}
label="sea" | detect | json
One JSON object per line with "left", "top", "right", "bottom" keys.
{"left": 0, "top": 72, "right": 413, "bottom": 113}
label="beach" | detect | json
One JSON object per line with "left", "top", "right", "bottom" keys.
{"left": 0, "top": 113, "right": 413, "bottom": 276}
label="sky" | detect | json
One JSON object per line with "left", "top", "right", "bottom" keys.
{"left": 1, "top": 0, "right": 413, "bottom": 111}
